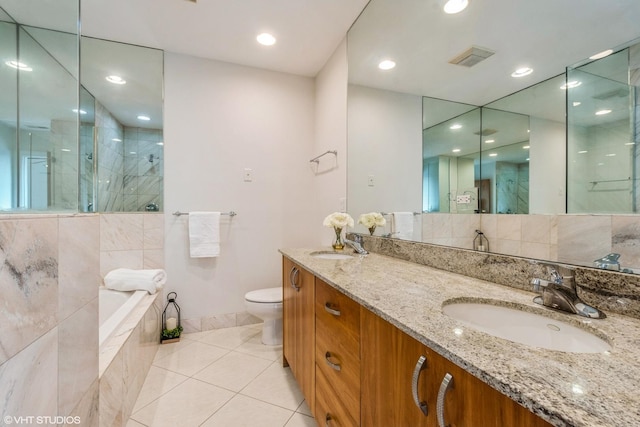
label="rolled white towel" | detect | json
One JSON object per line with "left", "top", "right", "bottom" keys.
{"left": 104, "top": 268, "right": 167, "bottom": 295}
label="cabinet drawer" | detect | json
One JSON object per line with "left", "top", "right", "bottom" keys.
{"left": 315, "top": 363, "right": 359, "bottom": 427}
{"left": 315, "top": 279, "right": 360, "bottom": 345}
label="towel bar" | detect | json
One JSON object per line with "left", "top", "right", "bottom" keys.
{"left": 173, "top": 211, "right": 237, "bottom": 216}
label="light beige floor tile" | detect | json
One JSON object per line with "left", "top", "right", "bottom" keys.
{"left": 240, "top": 361, "right": 304, "bottom": 411}
{"left": 296, "top": 400, "right": 313, "bottom": 417}
{"left": 132, "top": 366, "right": 189, "bottom": 413}
{"left": 194, "top": 351, "right": 272, "bottom": 392}
{"left": 234, "top": 333, "right": 282, "bottom": 361}
{"left": 152, "top": 341, "right": 229, "bottom": 376}
{"left": 200, "top": 394, "right": 293, "bottom": 427}
{"left": 153, "top": 338, "right": 196, "bottom": 361}
{"left": 130, "top": 379, "right": 233, "bottom": 427}
{"left": 197, "top": 325, "right": 262, "bottom": 350}
{"left": 181, "top": 330, "right": 215, "bottom": 342}
{"left": 125, "top": 419, "right": 146, "bottom": 427}
{"left": 285, "top": 412, "right": 317, "bottom": 427}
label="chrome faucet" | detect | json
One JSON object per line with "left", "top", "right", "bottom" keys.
{"left": 593, "top": 253, "right": 621, "bottom": 271}
{"left": 344, "top": 234, "right": 368, "bottom": 255}
{"left": 531, "top": 265, "right": 606, "bottom": 319}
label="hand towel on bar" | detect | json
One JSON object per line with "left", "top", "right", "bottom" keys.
{"left": 392, "top": 212, "right": 414, "bottom": 240}
{"left": 189, "top": 211, "right": 221, "bottom": 258}
{"left": 104, "top": 268, "right": 167, "bottom": 294}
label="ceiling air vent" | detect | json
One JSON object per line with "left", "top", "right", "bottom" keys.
{"left": 449, "top": 46, "right": 495, "bottom": 68}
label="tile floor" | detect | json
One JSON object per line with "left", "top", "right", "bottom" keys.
{"left": 126, "top": 324, "right": 316, "bottom": 427}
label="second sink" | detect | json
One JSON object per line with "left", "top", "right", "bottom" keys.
{"left": 442, "top": 300, "right": 611, "bottom": 353}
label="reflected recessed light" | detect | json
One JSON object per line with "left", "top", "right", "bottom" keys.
{"left": 484, "top": 139, "right": 494, "bottom": 143}
{"left": 452, "top": 148, "right": 461, "bottom": 153}
{"left": 573, "top": 101, "right": 581, "bottom": 107}
{"left": 598, "top": 162, "right": 604, "bottom": 166}
{"left": 6, "top": 60, "right": 33, "bottom": 71}
{"left": 526, "top": 158, "right": 530, "bottom": 161}
{"left": 137, "top": 115, "right": 151, "bottom": 121}
{"left": 61, "top": 148, "right": 71, "bottom": 152}
{"left": 625, "top": 142, "right": 636, "bottom": 146}
{"left": 378, "top": 59, "right": 396, "bottom": 70}
{"left": 73, "top": 109, "right": 87, "bottom": 115}
{"left": 561, "top": 80, "right": 582, "bottom": 90}
{"left": 257, "top": 33, "right": 276, "bottom": 46}
{"left": 443, "top": 0, "right": 469, "bottom": 14}
{"left": 578, "top": 150, "right": 588, "bottom": 154}
{"left": 605, "top": 153, "right": 616, "bottom": 157}
{"left": 523, "top": 145, "right": 530, "bottom": 149}
{"left": 449, "top": 123, "right": 462, "bottom": 130}
{"left": 511, "top": 67, "right": 533, "bottom": 78}
{"left": 595, "top": 109, "right": 612, "bottom": 116}
{"left": 489, "top": 153, "right": 497, "bottom": 157}
{"left": 589, "top": 49, "right": 613, "bottom": 60}
{"left": 157, "top": 142, "right": 164, "bottom": 146}
{"left": 129, "top": 151, "right": 137, "bottom": 155}
{"left": 106, "top": 75, "right": 126, "bottom": 85}
{"left": 112, "top": 138, "right": 122, "bottom": 142}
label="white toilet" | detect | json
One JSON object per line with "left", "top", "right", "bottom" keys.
{"left": 244, "top": 287, "right": 283, "bottom": 345}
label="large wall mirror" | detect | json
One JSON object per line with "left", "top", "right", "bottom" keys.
{"left": 0, "top": 1, "right": 163, "bottom": 213}
{"left": 347, "top": 0, "right": 640, "bottom": 269}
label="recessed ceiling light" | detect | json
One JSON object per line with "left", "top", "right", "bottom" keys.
{"left": 511, "top": 67, "right": 533, "bottom": 78}
{"left": 112, "top": 138, "right": 122, "bottom": 142}
{"left": 137, "top": 115, "right": 151, "bottom": 121}
{"left": 595, "top": 109, "right": 611, "bottom": 116}
{"left": 605, "top": 153, "right": 616, "bottom": 157}
{"left": 73, "top": 109, "right": 87, "bottom": 115}
{"left": 157, "top": 142, "right": 164, "bottom": 146}
{"left": 578, "top": 150, "right": 588, "bottom": 154}
{"left": 257, "top": 33, "right": 276, "bottom": 46}
{"left": 526, "top": 158, "right": 530, "bottom": 161}
{"left": 378, "top": 60, "right": 396, "bottom": 70}
{"left": 625, "top": 142, "right": 635, "bottom": 146}
{"left": 452, "top": 148, "right": 461, "bottom": 153}
{"left": 443, "top": 0, "right": 469, "bottom": 14}
{"left": 484, "top": 139, "right": 494, "bottom": 143}
{"left": 106, "top": 75, "right": 126, "bottom": 85}
{"left": 589, "top": 49, "right": 613, "bottom": 60}
{"left": 561, "top": 81, "right": 582, "bottom": 90}
{"left": 489, "top": 153, "right": 497, "bottom": 157}
{"left": 61, "top": 148, "right": 71, "bottom": 152}
{"left": 5, "top": 60, "right": 32, "bottom": 71}
{"left": 573, "top": 101, "right": 581, "bottom": 107}
{"left": 523, "top": 145, "right": 530, "bottom": 149}
{"left": 449, "top": 124, "right": 462, "bottom": 130}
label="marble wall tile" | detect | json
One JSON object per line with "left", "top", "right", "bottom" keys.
{"left": 202, "top": 313, "right": 237, "bottom": 330}
{"left": 557, "top": 215, "right": 612, "bottom": 266}
{"left": 65, "top": 379, "right": 99, "bottom": 427}
{"left": 58, "top": 297, "right": 99, "bottom": 416}
{"left": 143, "top": 249, "right": 164, "bottom": 269}
{"left": 612, "top": 215, "right": 640, "bottom": 270}
{"left": 100, "top": 250, "right": 144, "bottom": 278}
{"left": 496, "top": 214, "right": 522, "bottom": 241}
{"left": 0, "top": 328, "right": 58, "bottom": 420}
{"left": 0, "top": 218, "right": 58, "bottom": 364}
{"left": 521, "top": 215, "right": 551, "bottom": 244}
{"left": 100, "top": 214, "right": 144, "bottom": 251}
{"left": 99, "top": 351, "right": 124, "bottom": 427}
{"left": 143, "top": 214, "right": 164, "bottom": 249}
{"left": 431, "top": 214, "right": 453, "bottom": 239}
{"left": 236, "top": 311, "right": 261, "bottom": 326}
{"left": 59, "top": 215, "right": 100, "bottom": 320}
{"left": 181, "top": 318, "right": 202, "bottom": 333}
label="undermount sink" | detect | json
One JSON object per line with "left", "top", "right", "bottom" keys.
{"left": 442, "top": 300, "right": 611, "bottom": 353}
{"left": 310, "top": 251, "right": 354, "bottom": 260}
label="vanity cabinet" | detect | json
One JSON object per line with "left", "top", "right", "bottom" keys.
{"left": 282, "top": 257, "right": 315, "bottom": 413}
{"left": 314, "top": 279, "right": 361, "bottom": 427}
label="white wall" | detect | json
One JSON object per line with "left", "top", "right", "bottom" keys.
{"left": 347, "top": 85, "right": 423, "bottom": 236}
{"left": 164, "top": 53, "right": 317, "bottom": 321}
{"left": 313, "top": 39, "right": 348, "bottom": 246}
{"left": 530, "top": 117, "right": 565, "bottom": 213}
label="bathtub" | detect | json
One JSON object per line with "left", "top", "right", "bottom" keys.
{"left": 99, "top": 287, "right": 147, "bottom": 348}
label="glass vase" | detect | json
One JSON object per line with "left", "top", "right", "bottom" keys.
{"left": 332, "top": 227, "right": 344, "bottom": 250}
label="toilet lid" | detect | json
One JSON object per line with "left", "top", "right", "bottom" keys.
{"left": 245, "top": 287, "right": 282, "bottom": 303}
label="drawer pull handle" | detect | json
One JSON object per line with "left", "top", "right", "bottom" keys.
{"left": 411, "top": 355, "right": 428, "bottom": 416}
{"left": 437, "top": 373, "right": 453, "bottom": 427}
{"left": 290, "top": 267, "right": 300, "bottom": 291}
{"left": 325, "top": 414, "right": 333, "bottom": 427}
{"left": 324, "top": 302, "right": 341, "bottom": 316}
{"left": 325, "top": 351, "right": 341, "bottom": 371}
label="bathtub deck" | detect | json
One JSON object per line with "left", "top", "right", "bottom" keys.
{"left": 127, "top": 324, "right": 314, "bottom": 427}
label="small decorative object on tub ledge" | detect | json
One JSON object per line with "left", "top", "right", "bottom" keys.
{"left": 358, "top": 212, "right": 386, "bottom": 235}
{"left": 323, "top": 212, "right": 354, "bottom": 250}
{"left": 161, "top": 292, "right": 183, "bottom": 344}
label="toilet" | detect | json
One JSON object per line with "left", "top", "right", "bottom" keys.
{"left": 244, "top": 287, "right": 283, "bottom": 345}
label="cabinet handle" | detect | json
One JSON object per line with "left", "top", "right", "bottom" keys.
{"left": 411, "top": 355, "right": 429, "bottom": 416}
{"left": 290, "top": 267, "right": 300, "bottom": 291}
{"left": 437, "top": 373, "right": 453, "bottom": 427}
{"left": 324, "top": 302, "right": 341, "bottom": 316}
{"left": 325, "top": 414, "right": 333, "bottom": 427}
{"left": 324, "top": 351, "right": 341, "bottom": 371}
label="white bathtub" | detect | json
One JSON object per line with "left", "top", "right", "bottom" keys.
{"left": 99, "top": 287, "right": 147, "bottom": 348}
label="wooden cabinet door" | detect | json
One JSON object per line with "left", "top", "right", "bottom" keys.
{"left": 361, "top": 307, "right": 435, "bottom": 427}
{"left": 281, "top": 257, "right": 315, "bottom": 413}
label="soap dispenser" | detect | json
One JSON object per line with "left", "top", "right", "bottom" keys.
{"left": 473, "top": 230, "right": 489, "bottom": 252}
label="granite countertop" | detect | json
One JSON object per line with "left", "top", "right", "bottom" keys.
{"left": 280, "top": 248, "right": 640, "bottom": 427}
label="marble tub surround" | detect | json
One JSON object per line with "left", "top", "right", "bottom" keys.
{"left": 354, "top": 233, "right": 640, "bottom": 319}
{"left": 280, "top": 248, "right": 640, "bottom": 427}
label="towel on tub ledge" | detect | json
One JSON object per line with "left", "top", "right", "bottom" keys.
{"left": 104, "top": 268, "right": 167, "bottom": 294}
